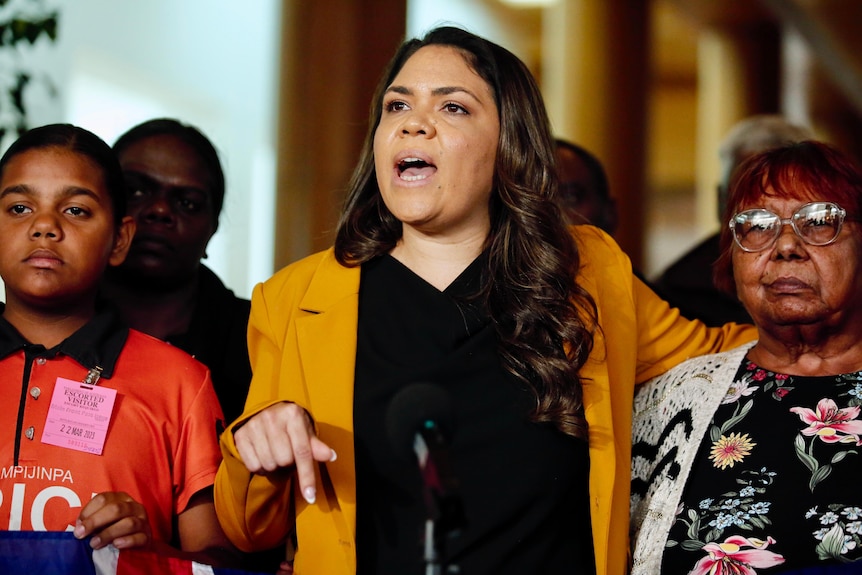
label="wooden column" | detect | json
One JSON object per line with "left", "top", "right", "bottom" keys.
{"left": 274, "top": 0, "right": 406, "bottom": 270}
{"left": 694, "top": 19, "right": 779, "bottom": 229}
{"left": 543, "top": 0, "right": 650, "bottom": 269}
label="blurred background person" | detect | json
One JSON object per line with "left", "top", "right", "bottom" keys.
{"left": 554, "top": 138, "right": 654, "bottom": 284}
{"left": 632, "top": 141, "right": 862, "bottom": 573}
{"left": 653, "top": 115, "right": 814, "bottom": 326}
{"left": 102, "top": 119, "right": 252, "bottom": 425}
{"left": 554, "top": 138, "right": 618, "bottom": 234}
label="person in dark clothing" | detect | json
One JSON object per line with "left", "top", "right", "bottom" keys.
{"left": 102, "top": 118, "right": 252, "bottom": 425}
{"left": 102, "top": 119, "right": 282, "bottom": 572}
{"left": 653, "top": 115, "right": 813, "bottom": 326}
{"left": 164, "top": 264, "right": 252, "bottom": 424}
{"left": 554, "top": 139, "right": 618, "bottom": 235}
{"left": 653, "top": 233, "right": 751, "bottom": 326}
{"left": 554, "top": 138, "right": 656, "bottom": 285}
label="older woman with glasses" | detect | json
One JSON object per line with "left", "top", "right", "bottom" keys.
{"left": 631, "top": 140, "right": 862, "bottom": 574}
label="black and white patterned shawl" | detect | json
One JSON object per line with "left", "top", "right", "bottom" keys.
{"left": 629, "top": 342, "right": 756, "bottom": 574}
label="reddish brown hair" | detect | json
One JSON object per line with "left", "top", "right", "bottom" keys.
{"left": 714, "top": 140, "right": 862, "bottom": 295}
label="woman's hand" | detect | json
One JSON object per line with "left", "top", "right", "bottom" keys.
{"left": 74, "top": 491, "right": 152, "bottom": 550}
{"left": 234, "top": 402, "right": 336, "bottom": 504}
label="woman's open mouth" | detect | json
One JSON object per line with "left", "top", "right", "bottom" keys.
{"left": 397, "top": 157, "right": 437, "bottom": 182}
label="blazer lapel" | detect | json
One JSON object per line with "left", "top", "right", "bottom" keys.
{"left": 295, "top": 250, "right": 361, "bottom": 545}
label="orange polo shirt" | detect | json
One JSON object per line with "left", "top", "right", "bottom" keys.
{"left": 0, "top": 307, "right": 224, "bottom": 543}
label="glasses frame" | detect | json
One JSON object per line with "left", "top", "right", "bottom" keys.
{"left": 729, "top": 201, "right": 847, "bottom": 253}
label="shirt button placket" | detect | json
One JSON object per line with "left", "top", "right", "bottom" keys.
{"left": 26, "top": 356, "right": 48, "bottom": 448}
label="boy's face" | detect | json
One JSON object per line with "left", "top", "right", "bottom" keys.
{"left": 0, "top": 147, "right": 134, "bottom": 312}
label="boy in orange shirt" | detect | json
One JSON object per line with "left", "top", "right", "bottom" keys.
{"left": 0, "top": 124, "right": 237, "bottom": 566}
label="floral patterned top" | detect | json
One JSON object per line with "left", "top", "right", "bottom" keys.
{"left": 661, "top": 357, "right": 862, "bottom": 573}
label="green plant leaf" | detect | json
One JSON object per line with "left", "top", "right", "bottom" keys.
{"left": 720, "top": 399, "right": 754, "bottom": 433}
{"left": 681, "top": 539, "right": 705, "bottom": 551}
{"left": 750, "top": 516, "right": 765, "bottom": 529}
{"left": 705, "top": 528, "right": 721, "bottom": 543}
{"left": 0, "top": 3, "right": 59, "bottom": 137}
{"left": 709, "top": 424, "right": 721, "bottom": 443}
{"left": 831, "top": 450, "right": 856, "bottom": 464}
{"left": 10, "top": 73, "right": 30, "bottom": 115}
{"left": 794, "top": 434, "right": 819, "bottom": 472}
{"left": 815, "top": 523, "right": 846, "bottom": 560}
{"left": 43, "top": 14, "right": 58, "bottom": 41}
{"left": 810, "top": 463, "right": 832, "bottom": 491}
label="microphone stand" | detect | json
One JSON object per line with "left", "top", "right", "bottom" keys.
{"left": 414, "top": 421, "right": 466, "bottom": 575}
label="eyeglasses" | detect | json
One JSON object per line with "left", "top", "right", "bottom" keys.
{"left": 729, "top": 202, "right": 847, "bottom": 252}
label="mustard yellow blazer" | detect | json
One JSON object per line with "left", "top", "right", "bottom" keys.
{"left": 214, "top": 226, "right": 756, "bottom": 575}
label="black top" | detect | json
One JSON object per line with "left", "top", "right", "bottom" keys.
{"left": 662, "top": 358, "right": 862, "bottom": 572}
{"left": 166, "top": 264, "right": 252, "bottom": 424}
{"left": 353, "top": 254, "right": 594, "bottom": 575}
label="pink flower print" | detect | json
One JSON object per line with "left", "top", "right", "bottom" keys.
{"left": 790, "top": 398, "right": 862, "bottom": 445}
{"left": 775, "top": 373, "right": 789, "bottom": 381}
{"left": 721, "top": 380, "right": 758, "bottom": 404}
{"left": 752, "top": 369, "right": 767, "bottom": 381}
{"left": 774, "top": 388, "right": 790, "bottom": 399}
{"left": 691, "top": 535, "right": 785, "bottom": 575}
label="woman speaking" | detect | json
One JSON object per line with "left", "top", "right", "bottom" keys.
{"left": 214, "top": 26, "right": 754, "bottom": 575}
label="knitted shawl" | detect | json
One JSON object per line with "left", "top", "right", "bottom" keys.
{"left": 629, "top": 342, "right": 756, "bottom": 574}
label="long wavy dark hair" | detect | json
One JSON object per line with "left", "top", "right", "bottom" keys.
{"left": 334, "top": 26, "right": 597, "bottom": 440}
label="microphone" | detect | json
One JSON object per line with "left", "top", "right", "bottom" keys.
{"left": 386, "top": 382, "right": 466, "bottom": 573}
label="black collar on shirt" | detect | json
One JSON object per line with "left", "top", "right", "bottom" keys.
{"left": 0, "top": 302, "right": 129, "bottom": 378}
